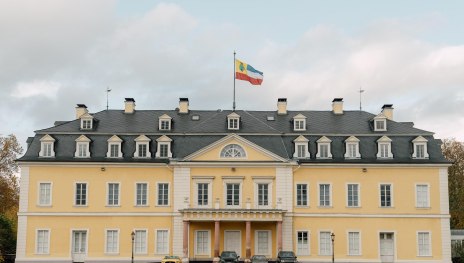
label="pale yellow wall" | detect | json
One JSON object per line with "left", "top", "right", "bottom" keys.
{"left": 26, "top": 216, "right": 172, "bottom": 258}
{"left": 191, "top": 139, "right": 275, "bottom": 161}
{"left": 28, "top": 166, "right": 173, "bottom": 213}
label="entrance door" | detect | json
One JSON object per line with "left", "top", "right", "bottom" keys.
{"left": 72, "top": 230, "right": 87, "bottom": 263}
{"left": 224, "top": 231, "right": 241, "bottom": 257}
{"left": 380, "top": 233, "right": 394, "bottom": 263}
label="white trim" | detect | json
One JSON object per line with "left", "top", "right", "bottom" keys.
{"left": 439, "top": 168, "right": 450, "bottom": 214}
{"left": 346, "top": 183, "right": 361, "bottom": 208}
{"left": 16, "top": 216, "right": 27, "bottom": 258}
{"left": 346, "top": 230, "right": 362, "bottom": 256}
{"left": 412, "top": 136, "right": 429, "bottom": 159}
{"left": 441, "top": 218, "right": 452, "bottom": 263}
{"left": 104, "top": 228, "right": 120, "bottom": 254}
{"left": 194, "top": 179, "right": 213, "bottom": 209}
{"left": 378, "top": 230, "right": 397, "bottom": 262}
{"left": 106, "top": 182, "right": 121, "bottom": 207}
{"left": 316, "top": 136, "right": 332, "bottom": 159}
{"left": 293, "top": 114, "right": 307, "bottom": 131}
{"left": 156, "top": 136, "right": 172, "bottom": 158}
{"left": 37, "top": 181, "right": 53, "bottom": 207}
{"left": 374, "top": 119, "right": 387, "bottom": 131}
{"left": 295, "top": 229, "right": 311, "bottom": 256}
{"left": 286, "top": 213, "right": 449, "bottom": 218}
{"left": 134, "top": 135, "right": 151, "bottom": 158}
{"left": 70, "top": 228, "right": 89, "bottom": 261}
{"left": 254, "top": 179, "right": 273, "bottom": 209}
{"left": 318, "top": 230, "right": 333, "bottom": 256}
{"left": 19, "top": 166, "right": 30, "bottom": 213}
{"left": 155, "top": 229, "right": 170, "bottom": 255}
{"left": 194, "top": 229, "right": 211, "bottom": 256}
{"left": 415, "top": 183, "right": 430, "bottom": 208}
{"left": 379, "top": 183, "right": 394, "bottom": 208}
{"left": 377, "top": 136, "right": 393, "bottom": 159}
{"left": 159, "top": 114, "right": 172, "bottom": 131}
{"left": 254, "top": 230, "right": 272, "bottom": 256}
{"left": 106, "top": 135, "right": 123, "bottom": 158}
{"left": 344, "top": 136, "right": 361, "bottom": 159}
{"left": 223, "top": 178, "right": 243, "bottom": 208}
{"left": 156, "top": 182, "right": 171, "bottom": 207}
{"left": 19, "top": 212, "right": 178, "bottom": 216}
{"left": 35, "top": 228, "right": 51, "bottom": 255}
{"left": 295, "top": 182, "right": 309, "bottom": 207}
{"left": 133, "top": 228, "right": 148, "bottom": 255}
{"left": 134, "top": 182, "right": 149, "bottom": 207}
{"left": 74, "top": 182, "right": 88, "bottom": 207}
{"left": 416, "top": 231, "right": 432, "bottom": 257}
{"left": 220, "top": 143, "right": 247, "bottom": 159}
{"left": 317, "top": 182, "right": 332, "bottom": 207}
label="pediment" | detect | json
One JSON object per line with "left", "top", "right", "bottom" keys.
{"left": 107, "top": 135, "right": 123, "bottom": 142}
{"left": 184, "top": 134, "right": 286, "bottom": 162}
{"left": 135, "top": 134, "right": 151, "bottom": 142}
{"left": 75, "top": 135, "right": 91, "bottom": 142}
{"left": 40, "top": 134, "right": 55, "bottom": 142}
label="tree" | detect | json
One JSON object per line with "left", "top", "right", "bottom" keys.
{"left": 442, "top": 139, "right": 464, "bottom": 229}
{"left": 0, "top": 134, "right": 22, "bottom": 263}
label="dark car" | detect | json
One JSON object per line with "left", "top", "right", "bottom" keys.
{"left": 220, "top": 251, "right": 240, "bottom": 263}
{"left": 276, "top": 251, "right": 297, "bottom": 263}
{"left": 251, "top": 255, "right": 268, "bottom": 263}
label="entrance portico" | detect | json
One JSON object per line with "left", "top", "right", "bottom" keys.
{"left": 181, "top": 209, "right": 285, "bottom": 262}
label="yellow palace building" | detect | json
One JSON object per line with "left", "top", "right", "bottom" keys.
{"left": 16, "top": 98, "right": 451, "bottom": 263}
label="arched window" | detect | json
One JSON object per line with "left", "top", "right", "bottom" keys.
{"left": 220, "top": 144, "right": 246, "bottom": 158}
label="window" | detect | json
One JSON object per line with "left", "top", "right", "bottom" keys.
{"left": 380, "top": 184, "right": 392, "bottom": 207}
{"left": 345, "top": 136, "right": 361, "bottom": 159}
{"left": 77, "top": 143, "right": 87, "bottom": 157}
{"left": 134, "top": 135, "right": 151, "bottom": 158}
{"left": 195, "top": 230, "right": 210, "bottom": 255}
{"left": 377, "top": 136, "right": 393, "bottom": 158}
{"left": 348, "top": 232, "right": 360, "bottom": 255}
{"left": 75, "top": 135, "right": 91, "bottom": 158}
{"left": 297, "top": 145, "right": 306, "bottom": 158}
{"left": 156, "top": 136, "right": 172, "bottom": 158}
{"left": 39, "top": 135, "right": 55, "bottom": 157}
{"left": 347, "top": 184, "right": 359, "bottom": 207}
{"left": 221, "top": 144, "right": 246, "bottom": 158}
{"left": 36, "top": 229, "right": 49, "bottom": 254}
{"left": 293, "top": 136, "right": 309, "bottom": 158}
{"left": 416, "top": 184, "right": 429, "bottom": 208}
{"left": 105, "top": 230, "right": 119, "bottom": 254}
{"left": 226, "top": 183, "right": 240, "bottom": 206}
{"left": 319, "top": 231, "right": 332, "bottom": 255}
{"left": 138, "top": 144, "right": 148, "bottom": 157}
{"left": 136, "top": 183, "right": 148, "bottom": 206}
{"left": 107, "top": 183, "right": 120, "bottom": 206}
{"left": 293, "top": 114, "right": 307, "bottom": 131}
{"left": 72, "top": 230, "right": 87, "bottom": 253}
{"left": 316, "top": 136, "right": 332, "bottom": 159}
{"left": 319, "top": 184, "right": 331, "bottom": 207}
{"left": 110, "top": 144, "right": 119, "bottom": 157}
{"left": 412, "top": 136, "right": 429, "bottom": 159}
{"left": 106, "top": 136, "right": 123, "bottom": 158}
{"left": 418, "top": 232, "right": 431, "bottom": 256}
{"left": 197, "top": 183, "right": 209, "bottom": 206}
{"left": 227, "top": 112, "right": 240, "bottom": 130}
{"left": 81, "top": 119, "right": 92, "bottom": 129}
{"left": 156, "top": 230, "right": 169, "bottom": 254}
{"left": 134, "top": 230, "right": 147, "bottom": 254}
{"left": 75, "top": 183, "right": 87, "bottom": 206}
{"left": 297, "top": 231, "right": 309, "bottom": 255}
{"left": 157, "top": 183, "right": 169, "bottom": 206}
{"left": 229, "top": 118, "right": 239, "bottom": 129}
{"left": 257, "top": 184, "right": 269, "bottom": 207}
{"left": 375, "top": 120, "right": 385, "bottom": 130}
{"left": 158, "top": 114, "right": 172, "bottom": 131}
{"left": 38, "top": 182, "right": 51, "bottom": 206}
{"left": 296, "top": 184, "right": 308, "bottom": 206}
{"left": 256, "top": 231, "right": 270, "bottom": 255}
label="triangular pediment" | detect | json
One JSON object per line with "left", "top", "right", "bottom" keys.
{"left": 40, "top": 134, "right": 55, "bottom": 142}
{"left": 184, "top": 134, "right": 287, "bottom": 162}
{"left": 75, "top": 135, "right": 91, "bottom": 142}
{"left": 80, "top": 113, "right": 93, "bottom": 119}
{"left": 293, "top": 113, "right": 307, "bottom": 119}
{"left": 156, "top": 135, "right": 172, "bottom": 142}
{"left": 135, "top": 134, "right": 151, "bottom": 142}
{"left": 412, "top": 136, "right": 428, "bottom": 143}
{"left": 159, "top": 114, "right": 172, "bottom": 120}
{"left": 107, "top": 135, "right": 123, "bottom": 142}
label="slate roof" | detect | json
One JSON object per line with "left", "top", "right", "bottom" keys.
{"left": 19, "top": 109, "right": 449, "bottom": 164}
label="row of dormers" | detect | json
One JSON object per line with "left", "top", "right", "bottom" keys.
{"left": 38, "top": 134, "right": 430, "bottom": 160}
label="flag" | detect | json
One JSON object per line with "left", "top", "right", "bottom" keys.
{"left": 235, "top": 59, "right": 263, "bottom": 85}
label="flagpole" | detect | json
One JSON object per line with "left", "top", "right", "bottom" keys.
{"left": 233, "top": 51, "right": 236, "bottom": 111}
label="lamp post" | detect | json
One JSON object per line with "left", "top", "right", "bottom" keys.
{"left": 331, "top": 232, "right": 335, "bottom": 263}
{"left": 131, "top": 231, "right": 135, "bottom": 263}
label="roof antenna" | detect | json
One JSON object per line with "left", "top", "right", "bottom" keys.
{"left": 106, "top": 87, "right": 111, "bottom": 110}
{"left": 359, "top": 87, "right": 365, "bottom": 111}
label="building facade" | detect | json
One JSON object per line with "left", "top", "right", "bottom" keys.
{"left": 16, "top": 98, "right": 451, "bottom": 263}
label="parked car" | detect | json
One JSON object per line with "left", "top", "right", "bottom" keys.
{"left": 276, "top": 251, "right": 297, "bottom": 263}
{"left": 251, "top": 255, "right": 268, "bottom": 263}
{"left": 220, "top": 251, "right": 240, "bottom": 263}
{"left": 161, "top": 255, "right": 182, "bottom": 263}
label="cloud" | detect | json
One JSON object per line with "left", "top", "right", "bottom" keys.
{"left": 11, "top": 80, "right": 61, "bottom": 99}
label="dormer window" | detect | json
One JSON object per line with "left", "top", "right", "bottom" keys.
{"left": 80, "top": 113, "right": 93, "bottom": 130}
{"left": 220, "top": 144, "right": 246, "bottom": 158}
{"left": 156, "top": 135, "right": 172, "bottom": 158}
{"left": 412, "top": 136, "right": 429, "bottom": 159}
{"left": 293, "top": 114, "right": 307, "bottom": 131}
{"left": 227, "top": 112, "right": 240, "bottom": 130}
{"left": 344, "top": 136, "right": 361, "bottom": 159}
{"left": 39, "top": 134, "right": 55, "bottom": 158}
{"left": 74, "top": 135, "right": 91, "bottom": 158}
{"left": 293, "top": 135, "right": 310, "bottom": 159}
{"left": 373, "top": 114, "right": 387, "bottom": 131}
{"left": 377, "top": 136, "right": 393, "bottom": 159}
{"left": 106, "top": 135, "right": 123, "bottom": 158}
{"left": 316, "top": 136, "right": 332, "bottom": 159}
{"left": 158, "top": 114, "right": 172, "bottom": 131}
{"left": 134, "top": 135, "right": 151, "bottom": 158}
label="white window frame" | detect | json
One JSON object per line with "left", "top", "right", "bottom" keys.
{"left": 417, "top": 231, "right": 432, "bottom": 257}
{"left": 379, "top": 183, "right": 393, "bottom": 208}
{"left": 38, "top": 182, "right": 52, "bottom": 206}
{"left": 295, "top": 183, "right": 309, "bottom": 207}
{"left": 346, "top": 183, "right": 361, "bottom": 208}
{"left": 296, "top": 230, "right": 310, "bottom": 256}
{"left": 228, "top": 117, "right": 239, "bottom": 130}
{"left": 255, "top": 230, "right": 272, "bottom": 256}
{"left": 156, "top": 135, "right": 172, "bottom": 158}
{"left": 220, "top": 144, "right": 247, "bottom": 158}
{"left": 415, "top": 183, "right": 430, "bottom": 208}
{"left": 133, "top": 229, "right": 148, "bottom": 255}
{"left": 71, "top": 229, "right": 89, "bottom": 254}
{"left": 293, "top": 136, "right": 310, "bottom": 159}
{"left": 223, "top": 179, "right": 243, "bottom": 208}
{"left": 155, "top": 229, "right": 170, "bottom": 255}
{"left": 375, "top": 119, "right": 386, "bottom": 131}
{"left": 80, "top": 118, "right": 93, "bottom": 130}
{"left": 135, "top": 182, "right": 149, "bottom": 207}
{"left": 254, "top": 179, "right": 273, "bottom": 209}
{"left": 319, "top": 230, "right": 333, "bottom": 256}
{"left": 377, "top": 136, "right": 393, "bottom": 159}
{"left": 347, "top": 230, "right": 362, "bottom": 256}
{"left": 194, "top": 230, "right": 211, "bottom": 256}
{"left": 194, "top": 178, "right": 213, "bottom": 209}
{"left": 412, "top": 136, "right": 429, "bottom": 159}
{"left": 106, "top": 182, "right": 120, "bottom": 206}
{"left": 157, "top": 182, "right": 170, "bottom": 207}
{"left": 39, "top": 135, "right": 55, "bottom": 158}
{"left": 35, "top": 229, "right": 50, "bottom": 254}
{"left": 158, "top": 114, "right": 172, "bottom": 131}
{"left": 344, "top": 136, "right": 361, "bottom": 159}
{"left": 106, "top": 135, "right": 123, "bottom": 158}
{"left": 293, "top": 114, "right": 307, "bottom": 131}
{"left": 316, "top": 136, "right": 332, "bottom": 159}
{"left": 76, "top": 142, "right": 90, "bottom": 158}
{"left": 104, "top": 229, "right": 119, "bottom": 254}
{"left": 134, "top": 135, "right": 151, "bottom": 158}
{"left": 318, "top": 183, "right": 332, "bottom": 207}
{"left": 74, "top": 182, "right": 88, "bottom": 207}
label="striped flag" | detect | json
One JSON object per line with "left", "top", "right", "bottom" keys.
{"left": 235, "top": 59, "right": 263, "bottom": 85}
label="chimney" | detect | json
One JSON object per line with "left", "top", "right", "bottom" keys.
{"left": 124, "top": 98, "right": 136, "bottom": 114}
{"left": 277, "top": 98, "right": 287, "bottom": 115}
{"left": 75, "top": 104, "right": 88, "bottom": 119}
{"left": 332, "top": 98, "right": 344, "bottom": 115}
{"left": 381, "top": 104, "right": 394, "bottom": 120}
{"left": 179, "top": 98, "right": 189, "bottom": 114}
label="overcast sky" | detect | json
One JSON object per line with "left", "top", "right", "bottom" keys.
{"left": 1, "top": 0, "right": 463, "bottom": 150}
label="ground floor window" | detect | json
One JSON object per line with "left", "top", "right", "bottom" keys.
{"left": 36, "top": 229, "right": 50, "bottom": 254}
{"left": 134, "top": 230, "right": 147, "bottom": 254}
{"left": 319, "top": 231, "right": 332, "bottom": 255}
{"left": 348, "top": 231, "right": 360, "bottom": 255}
{"left": 105, "top": 230, "right": 119, "bottom": 253}
{"left": 297, "top": 231, "right": 309, "bottom": 255}
{"left": 255, "top": 230, "right": 271, "bottom": 255}
{"left": 156, "top": 230, "right": 169, "bottom": 254}
{"left": 418, "top": 232, "right": 431, "bottom": 256}
{"left": 195, "top": 230, "right": 210, "bottom": 255}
